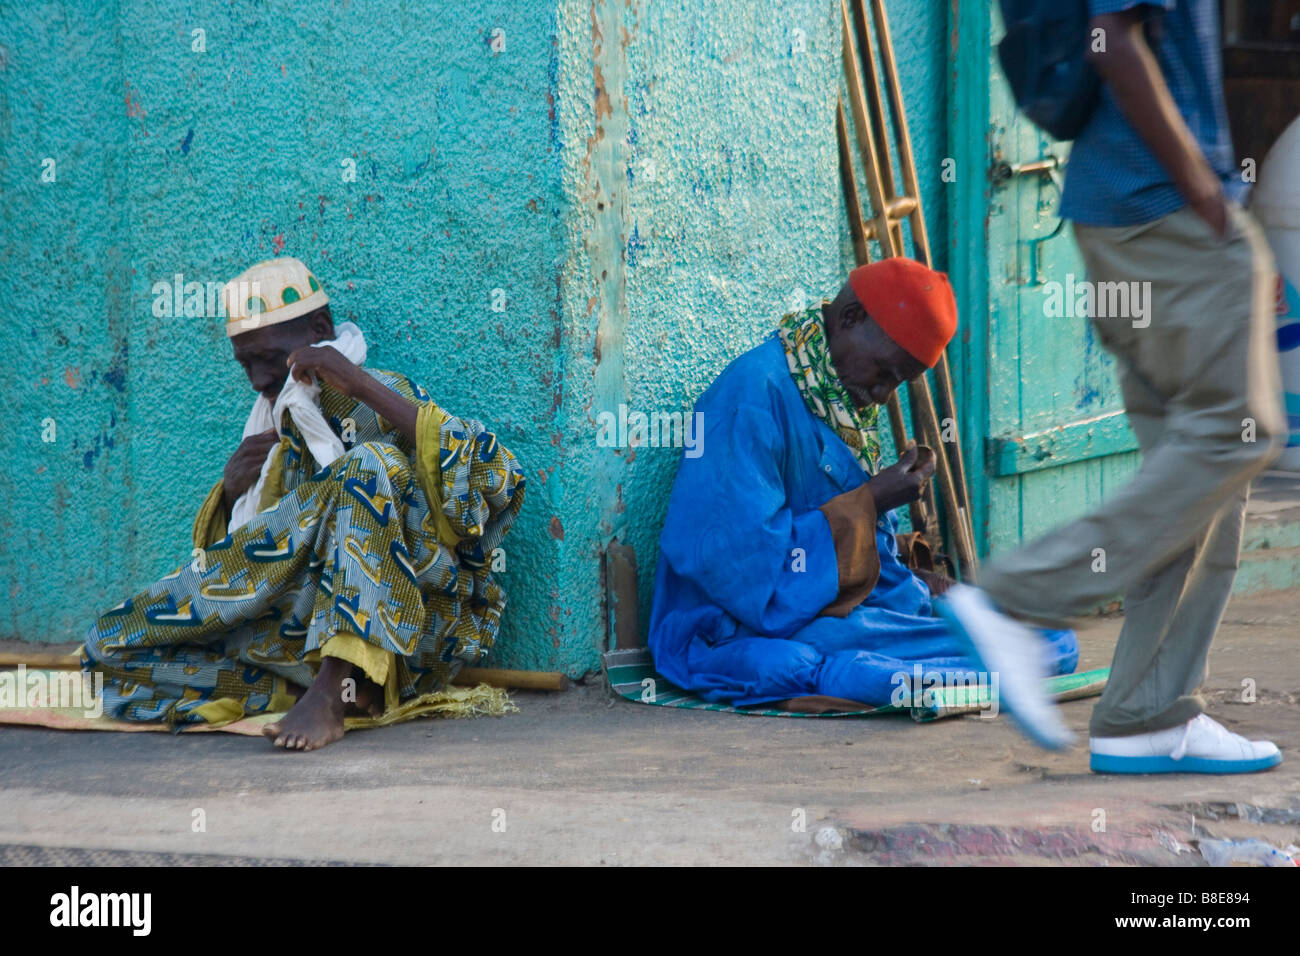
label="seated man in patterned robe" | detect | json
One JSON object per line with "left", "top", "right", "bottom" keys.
{"left": 82, "top": 257, "right": 525, "bottom": 751}
{"left": 648, "top": 258, "right": 1077, "bottom": 712}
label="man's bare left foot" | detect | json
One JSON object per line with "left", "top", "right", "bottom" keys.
{"left": 288, "top": 669, "right": 381, "bottom": 718}
{"left": 263, "top": 657, "right": 351, "bottom": 751}
{"left": 345, "top": 673, "right": 385, "bottom": 719}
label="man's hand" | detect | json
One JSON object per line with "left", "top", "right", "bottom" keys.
{"left": 223, "top": 429, "right": 279, "bottom": 507}
{"left": 915, "top": 568, "right": 956, "bottom": 597}
{"left": 288, "top": 344, "right": 424, "bottom": 445}
{"left": 1184, "top": 168, "right": 1229, "bottom": 239}
{"left": 285, "top": 346, "right": 365, "bottom": 397}
{"left": 866, "top": 441, "right": 936, "bottom": 514}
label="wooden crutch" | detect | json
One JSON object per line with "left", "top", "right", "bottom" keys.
{"left": 838, "top": 0, "right": 979, "bottom": 579}
{"left": 836, "top": 100, "right": 939, "bottom": 545}
{"left": 857, "top": 0, "right": 975, "bottom": 525}
{"left": 0, "top": 651, "right": 571, "bottom": 691}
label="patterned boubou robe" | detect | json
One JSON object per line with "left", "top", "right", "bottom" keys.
{"left": 82, "top": 369, "right": 526, "bottom": 725}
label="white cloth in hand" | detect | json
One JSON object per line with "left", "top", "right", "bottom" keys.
{"left": 228, "top": 321, "right": 368, "bottom": 532}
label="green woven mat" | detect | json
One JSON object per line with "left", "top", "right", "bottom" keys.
{"left": 603, "top": 648, "right": 1108, "bottom": 722}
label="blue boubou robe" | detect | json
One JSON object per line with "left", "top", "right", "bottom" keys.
{"left": 648, "top": 334, "right": 1077, "bottom": 707}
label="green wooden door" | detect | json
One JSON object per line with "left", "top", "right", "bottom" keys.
{"left": 949, "top": 3, "right": 1141, "bottom": 558}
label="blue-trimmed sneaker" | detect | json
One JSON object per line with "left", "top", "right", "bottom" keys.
{"left": 935, "top": 584, "right": 1075, "bottom": 751}
{"left": 1090, "top": 714, "right": 1282, "bottom": 774}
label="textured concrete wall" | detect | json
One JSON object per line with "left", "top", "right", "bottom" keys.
{"left": 0, "top": 1, "right": 566, "bottom": 666}
{"left": 549, "top": 0, "right": 949, "bottom": 670}
{"left": 0, "top": 0, "right": 948, "bottom": 677}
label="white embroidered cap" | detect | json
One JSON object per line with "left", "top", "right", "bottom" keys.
{"left": 223, "top": 256, "right": 329, "bottom": 337}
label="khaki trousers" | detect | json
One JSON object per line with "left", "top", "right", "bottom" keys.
{"left": 980, "top": 203, "right": 1285, "bottom": 737}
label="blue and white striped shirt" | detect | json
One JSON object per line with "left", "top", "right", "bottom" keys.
{"left": 1059, "top": 0, "right": 1237, "bottom": 227}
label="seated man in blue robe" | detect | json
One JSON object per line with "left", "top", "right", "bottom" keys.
{"left": 648, "top": 258, "right": 1077, "bottom": 711}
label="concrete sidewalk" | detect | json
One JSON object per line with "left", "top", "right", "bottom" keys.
{"left": 2, "top": 589, "right": 1298, "bottom": 866}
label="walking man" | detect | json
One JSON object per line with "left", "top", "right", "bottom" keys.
{"left": 941, "top": 0, "right": 1286, "bottom": 772}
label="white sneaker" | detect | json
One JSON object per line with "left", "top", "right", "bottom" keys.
{"left": 1090, "top": 714, "right": 1282, "bottom": 774}
{"left": 934, "top": 584, "right": 1075, "bottom": 751}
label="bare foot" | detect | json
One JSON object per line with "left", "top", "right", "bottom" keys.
{"left": 346, "top": 675, "right": 384, "bottom": 719}
{"left": 263, "top": 657, "right": 349, "bottom": 751}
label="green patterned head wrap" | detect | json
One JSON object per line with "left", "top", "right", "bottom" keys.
{"left": 777, "top": 304, "right": 882, "bottom": 475}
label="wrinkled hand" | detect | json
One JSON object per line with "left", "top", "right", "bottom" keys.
{"left": 286, "top": 345, "right": 364, "bottom": 397}
{"left": 223, "top": 429, "right": 279, "bottom": 505}
{"left": 916, "top": 568, "right": 955, "bottom": 597}
{"left": 866, "top": 441, "right": 936, "bottom": 514}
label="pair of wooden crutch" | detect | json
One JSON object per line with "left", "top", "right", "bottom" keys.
{"left": 835, "top": 0, "right": 979, "bottom": 580}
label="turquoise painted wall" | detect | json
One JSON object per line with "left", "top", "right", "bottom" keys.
{"left": 0, "top": 0, "right": 949, "bottom": 677}
{"left": 552, "top": 0, "right": 949, "bottom": 665}
{"left": 0, "top": 0, "right": 566, "bottom": 667}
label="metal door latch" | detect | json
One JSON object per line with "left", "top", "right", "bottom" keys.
{"left": 990, "top": 154, "right": 1063, "bottom": 187}
{"left": 991, "top": 153, "right": 1067, "bottom": 286}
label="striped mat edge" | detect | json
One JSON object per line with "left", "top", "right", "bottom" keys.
{"left": 603, "top": 648, "right": 1108, "bottom": 722}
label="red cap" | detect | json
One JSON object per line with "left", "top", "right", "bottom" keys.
{"left": 848, "top": 259, "right": 957, "bottom": 368}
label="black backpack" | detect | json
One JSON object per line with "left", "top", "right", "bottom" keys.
{"left": 996, "top": 0, "right": 1101, "bottom": 141}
